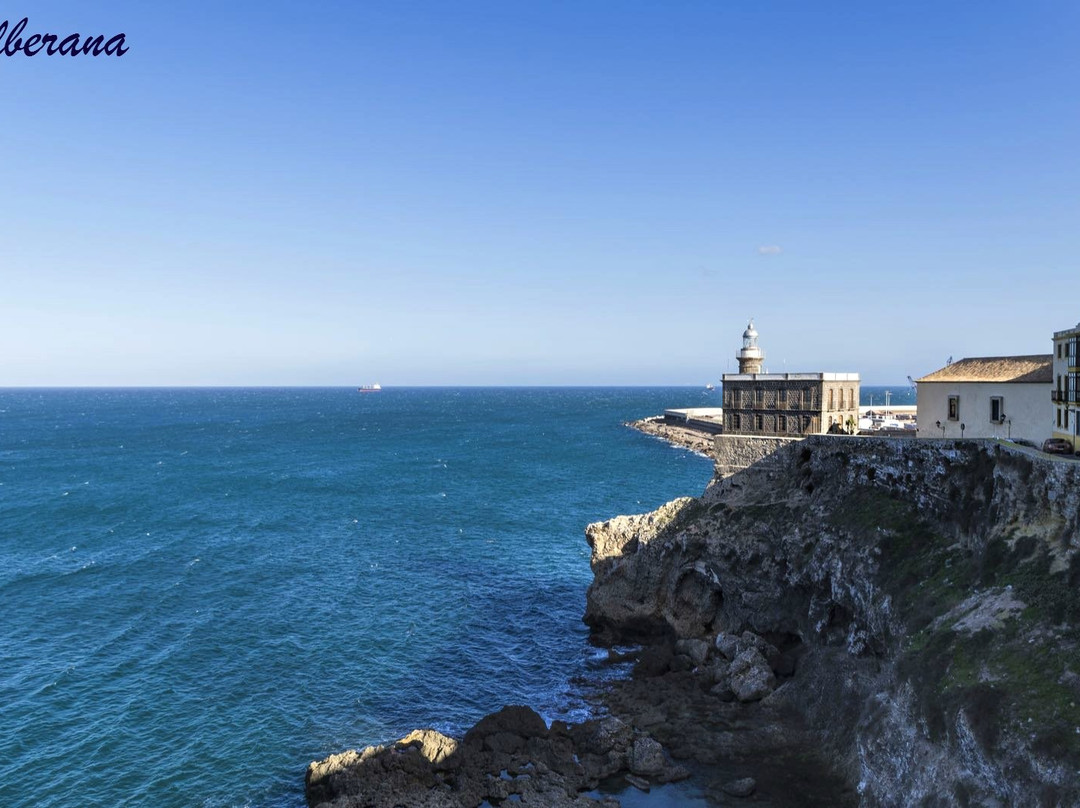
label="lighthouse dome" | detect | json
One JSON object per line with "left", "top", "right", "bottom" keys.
{"left": 742, "top": 320, "right": 759, "bottom": 348}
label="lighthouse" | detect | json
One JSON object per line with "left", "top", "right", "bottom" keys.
{"left": 722, "top": 318, "right": 860, "bottom": 436}
{"left": 737, "top": 320, "right": 764, "bottom": 374}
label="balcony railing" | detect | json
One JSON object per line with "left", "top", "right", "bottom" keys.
{"left": 1052, "top": 390, "right": 1079, "bottom": 403}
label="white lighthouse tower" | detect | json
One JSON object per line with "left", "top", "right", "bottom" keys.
{"left": 737, "top": 320, "right": 764, "bottom": 374}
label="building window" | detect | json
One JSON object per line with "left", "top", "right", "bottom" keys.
{"left": 779, "top": 389, "right": 787, "bottom": 404}
{"left": 850, "top": 388, "right": 855, "bottom": 409}
{"left": 733, "top": 413, "right": 741, "bottom": 429}
{"left": 948, "top": 396, "right": 959, "bottom": 421}
{"left": 803, "top": 415, "right": 812, "bottom": 431}
{"left": 990, "top": 397, "right": 1003, "bottom": 423}
{"left": 1058, "top": 408, "right": 1063, "bottom": 428}
{"left": 803, "top": 389, "right": 811, "bottom": 408}
{"left": 829, "top": 389, "right": 835, "bottom": 410}
{"left": 1059, "top": 343, "right": 1063, "bottom": 358}
{"left": 779, "top": 415, "right": 787, "bottom": 431}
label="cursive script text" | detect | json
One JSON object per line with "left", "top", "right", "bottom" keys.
{"left": 1, "top": 17, "right": 129, "bottom": 57}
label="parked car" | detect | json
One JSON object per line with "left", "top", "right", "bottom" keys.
{"left": 1042, "top": 438, "right": 1074, "bottom": 455}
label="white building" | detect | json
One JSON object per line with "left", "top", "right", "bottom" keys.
{"left": 1052, "top": 321, "right": 1080, "bottom": 450}
{"left": 915, "top": 355, "right": 1052, "bottom": 444}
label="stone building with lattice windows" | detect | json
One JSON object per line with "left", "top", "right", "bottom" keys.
{"left": 721, "top": 321, "right": 860, "bottom": 436}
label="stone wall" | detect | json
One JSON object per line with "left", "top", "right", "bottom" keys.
{"left": 712, "top": 434, "right": 800, "bottom": 477}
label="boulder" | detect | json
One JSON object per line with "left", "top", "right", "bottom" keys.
{"left": 570, "top": 716, "right": 634, "bottom": 783}
{"left": 463, "top": 705, "right": 548, "bottom": 749}
{"left": 628, "top": 737, "right": 666, "bottom": 776}
{"left": 722, "top": 776, "right": 757, "bottom": 797}
{"left": 729, "top": 648, "right": 776, "bottom": 702}
{"left": 569, "top": 716, "right": 633, "bottom": 758}
{"left": 715, "top": 632, "right": 740, "bottom": 660}
{"left": 739, "top": 631, "right": 779, "bottom": 660}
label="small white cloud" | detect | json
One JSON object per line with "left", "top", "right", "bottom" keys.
{"left": 757, "top": 245, "right": 782, "bottom": 255}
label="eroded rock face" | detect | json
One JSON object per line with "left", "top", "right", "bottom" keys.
{"left": 305, "top": 706, "right": 684, "bottom": 808}
{"left": 585, "top": 436, "right": 1080, "bottom": 807}
{"left": 585, "top": 498, "right": 721, "bottom": 644}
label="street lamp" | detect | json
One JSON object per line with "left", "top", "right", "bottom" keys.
{"left": 935, "top": 420, "right": 946, "bottom": 438}
{"left": 960, "top": 422, "right": 966, "bottom": 439}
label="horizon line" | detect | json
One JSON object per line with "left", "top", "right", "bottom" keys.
{"left": 0, "top": 382, "right": 916, "bottom": 390}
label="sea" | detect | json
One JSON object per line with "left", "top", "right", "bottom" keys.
{"left": 0, "top": 385, "right": 909, "bottom": 808}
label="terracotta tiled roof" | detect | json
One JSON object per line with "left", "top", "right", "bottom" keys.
{"left": 916, "top": 355, "right": 1052, "bottom": 384}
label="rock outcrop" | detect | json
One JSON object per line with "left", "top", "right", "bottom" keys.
{"left": 305, "top": 705, "right": 688, "bottom": 808}
{"left": 585, "top": 436, "right": 1080, "bottom": 807}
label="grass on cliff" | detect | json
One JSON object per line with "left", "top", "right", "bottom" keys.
{"left": 832, "top": 489, "right": 1080, "bottom": 769}
{"left": 828, "top": 489, "right": 974, "bottom": 634}
{"left": 901, "top": 621, "right": 1080, "bottom": 770}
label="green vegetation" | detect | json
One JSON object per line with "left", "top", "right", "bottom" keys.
{"left": 830, "top": 489, "right": 973, "bottom": 633}
{"left": 998, "top": 545, "right": 1080, "bottom": 625}
{"left": 901, "top": 622, "right": 1080, "bottom": 767}
{"left": 833, "top": 488, "right": 1080, "bottom": 767}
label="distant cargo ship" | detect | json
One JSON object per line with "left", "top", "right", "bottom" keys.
{"left": 358, "top": 383, "right": 382, "bottom": 393}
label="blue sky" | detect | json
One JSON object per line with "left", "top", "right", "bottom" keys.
{"left": 1, "top": 1, "right": 1077, "bottom": 385}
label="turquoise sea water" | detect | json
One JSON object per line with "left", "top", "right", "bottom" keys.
{"left": 0, "top": 388, "right": 717, "bottom": 808}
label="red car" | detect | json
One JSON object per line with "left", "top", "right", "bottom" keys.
{"left": 1042, "top": 438, "right": 1074, "bottom": 455}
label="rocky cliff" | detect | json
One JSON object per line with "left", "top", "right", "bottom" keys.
{"left": 585, "top": 436, "right": 1080, "bottom": 807}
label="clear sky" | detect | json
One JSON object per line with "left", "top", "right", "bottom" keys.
{"left": 1, "top": 1, "right": 1077, "bottom": 385}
